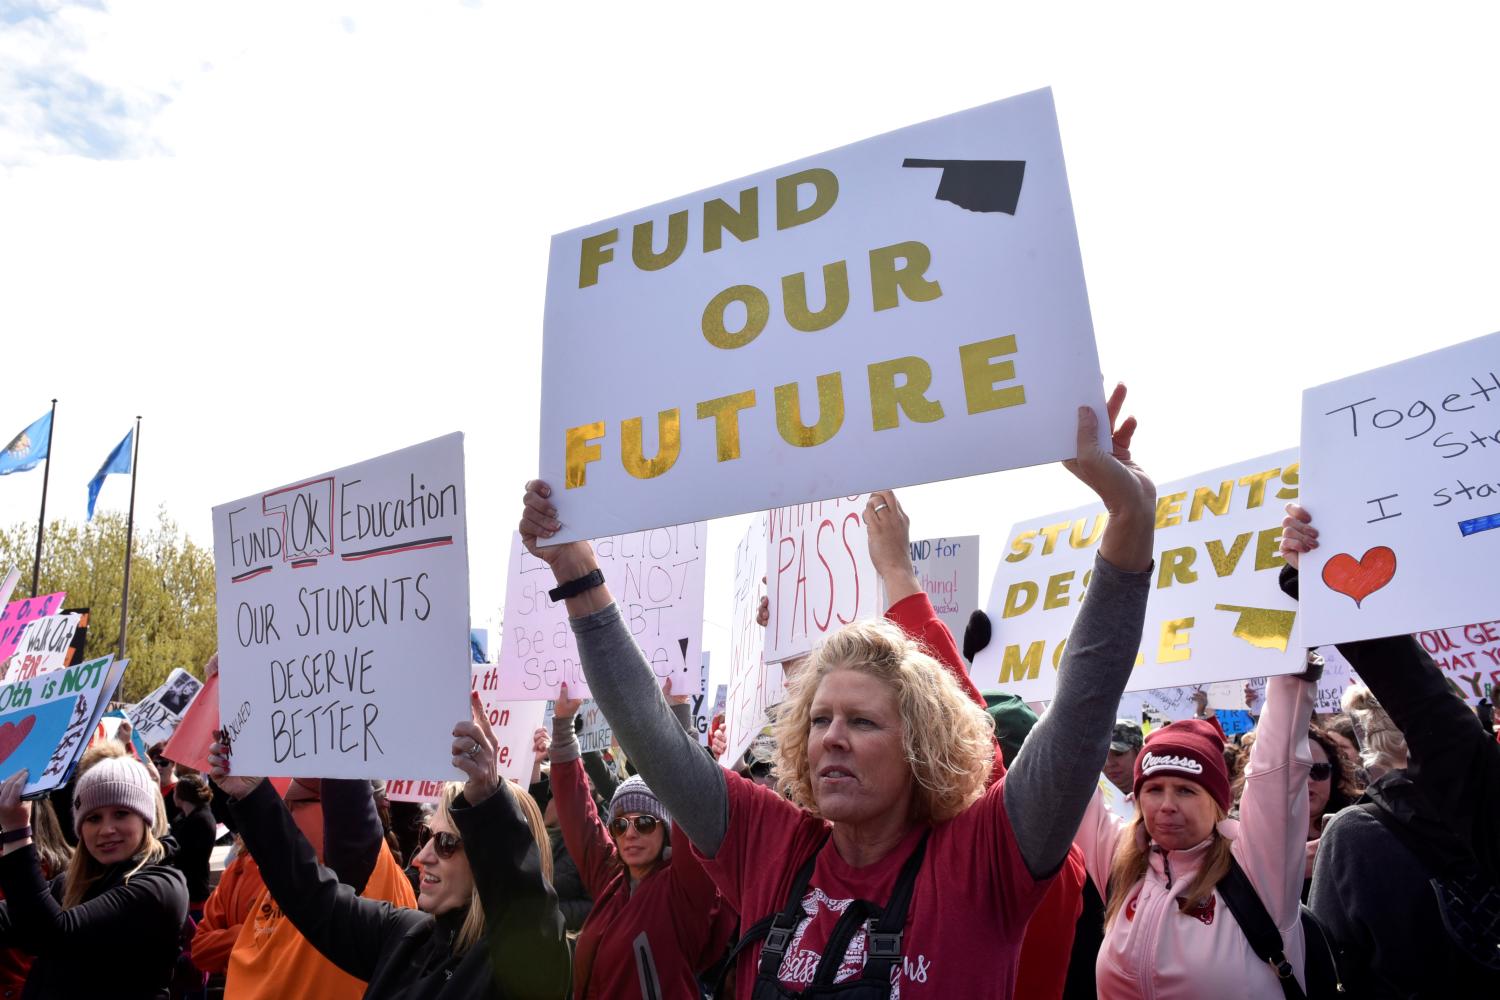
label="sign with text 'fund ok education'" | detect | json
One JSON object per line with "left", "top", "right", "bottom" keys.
{"left": 972, "top": 450, "right": 1305, "bottom": 702}
{"left": 541, "top": 87, "right": 1105, "bottom": 542}
{"left": 213, "top": 434, "right": 471, "bottom": 780}
{"left": 1300, "top": 331, "right": 1500, "bottom": 645}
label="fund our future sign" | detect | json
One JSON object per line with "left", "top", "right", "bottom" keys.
{"left": 972, "top": 450, "right": 1305, "bottom": 701}
{"left": 1301, "top": 331, "right": 1500, "bottom": 645}
{"left": 213, "top": 434, "right": 471, "bottom": 780}
{"left": 541, "top": 88, "right": 1105, "bottom": 542}
{"left": 496, "top": 524, "right": 707, "bottom": 700}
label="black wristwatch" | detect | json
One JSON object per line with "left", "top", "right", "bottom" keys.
{"left": 549, "top": 568, "right": 605, "bottom": 603}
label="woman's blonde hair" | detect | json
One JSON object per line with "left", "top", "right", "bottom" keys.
{"left": 1103, "top": 802, "right": 1232, "bottom": 929}
{"left": 435, "top": 780, "right": 553, "bottom": 955}
{"left": 63, "top": 742, "right": 168, "bottom": 909}
{"left": 773, "top": 618, "right": 994, "bottom": 825}
{"left": 1341, "top": 685, "right": 1407, "bottom": 775}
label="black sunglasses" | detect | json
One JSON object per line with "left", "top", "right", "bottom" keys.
{"left": 418, "top": 826, "right": 464, "bottom": 860}
{"left": 1309, "top": 762, "right": 1333, "bottom": 781}
{"left": 609, "top": 815, "right": 661, "bottom": 837}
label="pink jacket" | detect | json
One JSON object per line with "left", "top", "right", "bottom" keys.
{"left": 1079, "top": 674, "right": 1314, "bottom": 1000}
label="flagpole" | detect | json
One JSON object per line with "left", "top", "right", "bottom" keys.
{"left": 29, "top": 399, "right": 57, "bottom": 597}
{"left": 117, "top": 416, "right": 141, "bottom": 660}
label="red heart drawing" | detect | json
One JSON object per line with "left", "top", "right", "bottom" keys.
{"left": 1321, "top": 547, "right": 1398, "bottom": 608}
{"left": 0, "top": 715, "right": 36, "bottom": 767}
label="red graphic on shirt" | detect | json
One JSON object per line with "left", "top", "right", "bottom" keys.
{"left": 775, "top": 889, "right": 931, "bottom": 997}
{"left": 1185, "top": 895, "right": 1216, "bottom": 925}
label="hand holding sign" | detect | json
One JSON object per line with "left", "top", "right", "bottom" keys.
{"left": 451, "top": 692, "right": 500, "bottom": 805}
{"left": 1063, "top": 384, "right": 1155, "bottom": 572}
{"left": 0, "top": 771, "right": 30, "bottom": 832}
{"left": 1278, "top": 503, "right": 1319, "bottom": 570}
{"left": 865, "top": 491, "right": 919, "bottom": 607}
{"left": 553, "top": 683, "right": 584, "bottom": 720}
{"left": 206, "top": 740, "right": 263, "bottom": 801}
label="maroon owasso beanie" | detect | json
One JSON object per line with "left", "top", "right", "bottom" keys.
{"left": 1132, "top": 718, "right": 1231, "bottom": 812}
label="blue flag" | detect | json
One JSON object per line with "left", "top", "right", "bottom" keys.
{"left": 0, "top": 410, "right": 52, "bottom": 476}
{"left": 87, "top": 429, "right": 133, "bottom": 520}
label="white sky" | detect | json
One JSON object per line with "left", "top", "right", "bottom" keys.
{"left": 3, "top": 0, "right": 1498, "bottom": 693}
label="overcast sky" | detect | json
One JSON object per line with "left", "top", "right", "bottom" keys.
{"left": 3, "top": 1, "right": 1497, "bottom": 690}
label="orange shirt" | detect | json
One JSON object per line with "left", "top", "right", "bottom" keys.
{"left": 191, "top": 850, "right": 266, "bottom": 974}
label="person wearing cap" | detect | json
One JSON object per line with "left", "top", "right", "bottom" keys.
{"left": 1075, "top": 655, "right": 1319, "bottom": 998}
{"left": 1103, "top": 720, "right": 1144, "bottom": 796}
{"left": 549, "top": 681, "right": 735, "bottom": 998}
{"left": 0, "top": 740, "right": 188, "bottom": 998}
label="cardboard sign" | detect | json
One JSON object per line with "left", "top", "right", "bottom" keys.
{"left": 0, "top": 612, "right": 80, "bottom": 682}
{"left": 540, "top": 88, "right": 1106, "bottom": 542}
{"left": 212, "top": 433, "right": 471, "bottom": 780}
{"left": 721, "top": 515, "right": 783, "bottom": 765}
{"left": 972, "top": 450, "right": 1304, "bottom": 701}
{"left": 0, "top": 592, "right": 65, "bottom": 664}
{"left": 161, "top": 671, "right": 219, "bottom": 772}
{"left": 1300, "top": 331, "right": 1500, "bottom": 644}
{"left": 1415, "top": 621, "right": 1500, "bottom": 705}
{"left": 127, "top": 668, "right": 204, "bottom": 747}
{"left": 0, "top": 654, "right": 127, "bottom": 796}
{"left": 910, "top": 535, "right": 980, "bottom": 644}
{"left": 497, "top": 523, "right": 706, "bottom": 700}
{"left": 765, "top": 495, "right": 879, "bottom": 663}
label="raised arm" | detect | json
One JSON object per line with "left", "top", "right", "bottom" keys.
{"left": 1237, "top": 670, "right": 1316, "bottom": 931}
{"left": 320, "top": 778, "right": 382, "bottom": 894}
{"left": 549, "top": 687, "right": 622, "bottom": 897}
{"left": 1004, "top": 386, "right": 1156, "bottom": 879}
{"left": 519, "top": 483, "right": 731, "bottom": 855}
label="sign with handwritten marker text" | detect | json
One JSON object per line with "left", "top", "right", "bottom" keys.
{"left": 722, "top": 514, "right": 781, "bottom": 766}
{"left": 973, "top": 450, "right": 1306, "bottom": 701}
{"left": 127, "top": 667, "right": 204, "bottom": 746}
{"left": 0, "top": 612, "right": 80, "bottom": 682}
{"left": 496, "top": 524, "right": 706, "bottom": 700}
{"left": 0, "top": 654, "right": 126, "bottom": 796}
{"left": 212, "top": 434, "right": 471, "bottom": 780}
{"left": 1301, "top": 331, "right": 1500, "bottom": 644}
{"left": 1415, "top": 620, "right": 1500, "bottom": 706}
{"left": 0, "top": 592, "right": 65, "bottom": 665}
{"left": 541, "top": 87, "right": 1106, "bottom": 542}
{"left": 910, "top": 535, "right": 980, "bottom": 644}
{"left": 764, "top": 495, "right": 880, "bottom": 664}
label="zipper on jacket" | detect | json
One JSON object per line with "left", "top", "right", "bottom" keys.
{"left": 1154, "top": 847, "right": 1174, "bottom": 890}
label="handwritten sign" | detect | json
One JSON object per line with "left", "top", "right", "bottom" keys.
{"left": 127, "top": 668, "right": 203, "bottom": 746}
{"left": 973, "top": 450, "right": 1305, "bottom": 701}
{"left": 540, "top": 88, "right": 1106, "bottom": 542}
{"left": 1415, "top": 621, "right": 1500, "bottom": 705}
{"left": 470, "top": 663, "right": 544, "bottom": 781}
{"left": 1300, "top": 331, "right": 1500, "bottom": 643}
{"left": 0, "top": 654, "right": 126, "bottom": 796}
{"left": 161, "top": 672, "right": 219, "bottom": 772}
{"left": 722, "top": 515, "right": 783, "bottom": 765}
{"left": 0, "top": 592, "right": 65, "bottom": 665}
{"left": 496, "top": 524, "right": 706, "bottom": 700}
{"left": 212, "top": 434, "right": 471, "bottom": 780}
{"left": 0, "top": 612, "right": 80, "bottom": 682}
{"left": 765, "top": 495, "right": 880, "bottom": 663}
{"left": 1138, "top": 680, "right": 1248, "bottom": 722}
{"left": 910, "top": 535, "right": 980, "bottom": 643}
{"left": 385, "top": 779, "right": 448, "bottom": 804}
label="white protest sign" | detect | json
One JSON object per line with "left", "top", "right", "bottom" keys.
{"left": 213, "top": 433, "right": 470, "bottom": 780}
{"left": 1300, "top": 331, "right": 1500, "bottom": 644}
{"left": 0, "top": 654, "right": 127, "bottom": 796}
{"left": 497, "top": 523, "right": 707, "bottom": 700}
{"left": 1137, "top": 680, "right": 1248, "bottom": 722}
{"left": 702, "top": 682, "right": 727, "bottom": 748}
{"left": 910, "top": 535, "right": 980, "bottom": 643}
{"left": 1414, "top": 621, "right": 1500, "bottom": 705}
{"left": 1313, "top": 646, "right": 1359, "bottom": 714}
{"left": 127, "top": 667, "right": 203, "bottom": 746}
{"left": 0, "top": 612, "right": 80, "bottom": 682}
{"left": 765, "top": 495, "right": 880, "bottom": 664}
{"left": 973, "top": 449, "right": 1304, "bottom": 701}
{"left": 541, "top": 88, "right": 1106, "bottom": 542}
{"left": 385, "top": 779, "right": 447, "bottom": 804}
{"left": 721, "top": 514, "right": 782, "bottom": 766}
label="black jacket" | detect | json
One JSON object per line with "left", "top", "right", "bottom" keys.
{"left": 1284, "top": 565, "right": 1500, "bottom": 996}
{"left": 546, "top": 828, "right": 593, "bottom": 933}
{"left": 233, "top": 778, "right": 570, "bottom": 1000}
{"left": 169, "top": 803, "right": 217, "bottom": 904}
{"left": 0, "top": 845, "right": 189, "bottom": 999}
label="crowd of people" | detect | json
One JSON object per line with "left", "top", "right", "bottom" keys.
{"left": 0, "top": 386, "right": 1493, "bottom": 998}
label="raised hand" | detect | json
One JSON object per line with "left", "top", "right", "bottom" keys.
{"left": 453, "top": 692, "right": 501, "bottom": 804}
{"left": 865, "top": 490, "right": 920, "bottom": 605}
{"left": 518, "top": 481, "right": 596, "bottom": 572}
{"left": 532, "top": 727, "right": 551, "bottom": 762}
{"left": 663, "top": 676, "right": 691, "bottom": 707}
{"left": 0, "top": 771, "right": 31, "bottom": 832}
{"left": 553, "top": 682, "right": 585, "bottom": 720}
{"left": 1279, "top": 503, "right": 1318, "bottom": 570}
{"left": 709, "top": 718, "right": 728, "bottom": 760}
{"left": 205, "top": 741, "right": 263, "bottom": 800}
{"left": 1064, "top": 383, "right": 1156, "bottom": 572}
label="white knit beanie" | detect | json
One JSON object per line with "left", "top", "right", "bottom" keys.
{"left": 72, "top": 755, "right": 158, "bottom": 837}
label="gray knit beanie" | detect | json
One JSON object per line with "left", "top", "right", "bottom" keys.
{"left": 609, "top": 774, "right": 668, "bottom": 824}
{"left": 72, "top": 755, "right": 158, "bottom": 837}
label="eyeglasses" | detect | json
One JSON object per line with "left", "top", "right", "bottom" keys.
{"left": 1309, "top": 762, "right": 1333, "bottom": 781}
{"left": 609, "top": 815, "right": 661, "bottom": 837}
{"left": 418, "top": 826, "right": 464, "bottom": 860}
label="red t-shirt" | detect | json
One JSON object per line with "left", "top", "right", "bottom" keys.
{"left": 701, "top": 773, "right": 1049, "bottom": 998}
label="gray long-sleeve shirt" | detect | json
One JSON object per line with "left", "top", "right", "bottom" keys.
{"left": 571, "top": 552, "right": 1149, "bottom": 878}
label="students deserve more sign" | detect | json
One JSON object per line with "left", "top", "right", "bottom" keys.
{"left": 212, "top": 434, "right": 471, "bottom": 780}
{"left": 540, "top": 88, "right": 1104, "bottom": 542}
{"left": 972, "top": 450, "right": 1305, "bottom": 701}
{"left": 1300, "top": 331, "right": 1500, "bottom": 644}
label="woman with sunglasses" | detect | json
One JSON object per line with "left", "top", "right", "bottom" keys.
{"left": 210, "top": 693, "right": 570, "bottom": 1000}
{"left": 548, "top": 682, "right": 735, "bottom": 999}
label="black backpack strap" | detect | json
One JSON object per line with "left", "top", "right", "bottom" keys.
{"left": 856, "top": 829, "right": 932, "bottom": 986}
{"left": 1216, "top": 855, "right": 1306, "bottom": 1000}
{"left": 709, "top": 835, "right": 827, "bottom": 999}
